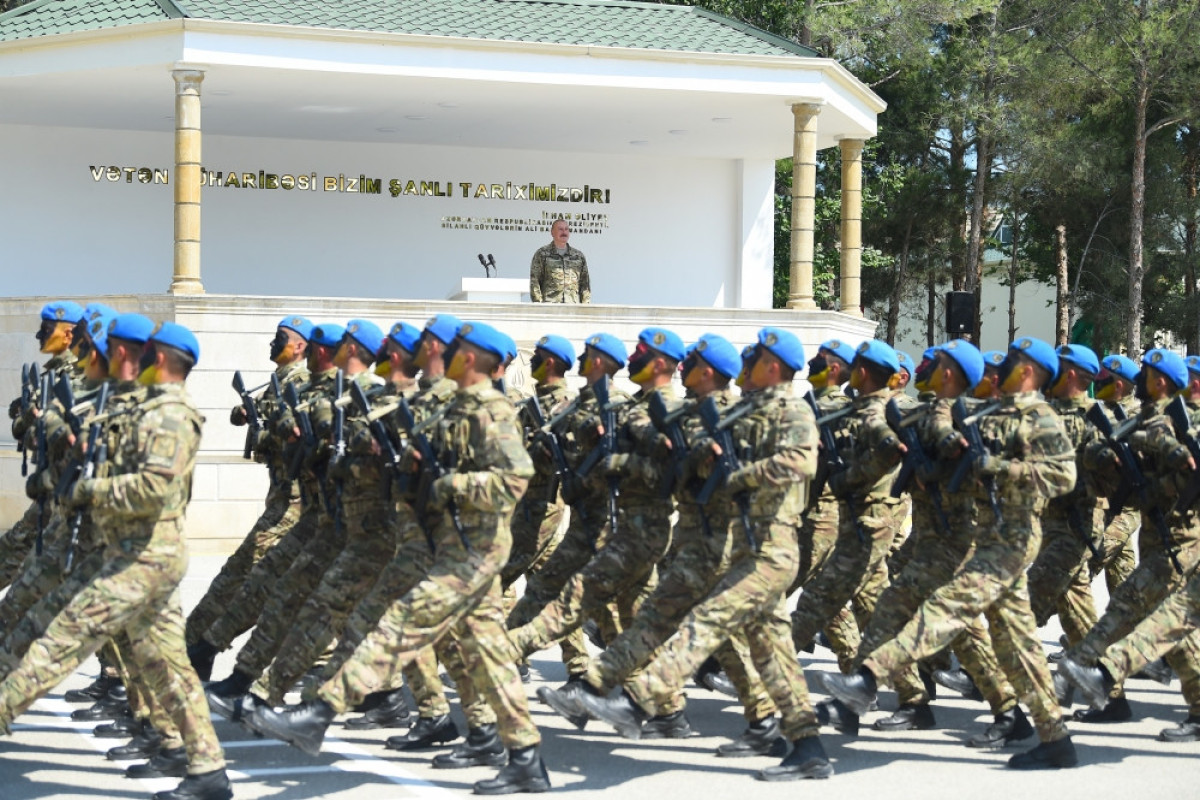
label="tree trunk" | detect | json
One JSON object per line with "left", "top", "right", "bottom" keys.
{"left": 1008, "top": 213, "right": 1020, "bottom": 343}
{"left": 948, "top": 122, "right": 968, "bottom": 292}
{"left": 927, "top": 271, "right": 937, "bottom": 348}
{"left": 967, "top": 136, "right": 991, "bottom": 342}
{"left": 1055, "top": 222, "right": 1070, "bottom": 346}
{"left": 887, "top": 221, "right": 913, "bottom": 346}
{"left": 1126, "top": 21, "right": 1150, "bottom": 352}
{"left": 1183, "top": 125, "right": 1199, "bottom": 353}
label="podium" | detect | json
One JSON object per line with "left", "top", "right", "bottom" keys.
{"left": 445, "top": 277, "right": 529, "bottom": 303}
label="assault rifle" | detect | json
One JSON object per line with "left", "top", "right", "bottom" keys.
{"left": 885, "top": 399, "right": 950, "bottom": 535}
{"left": 18, "top": 363, "right": 34, "bottom": 475}
{"left": 1087, "top": 404, "right": 1181, "bottom": 573}
{"left": 395, "top": 397, "right": 468, "bottom": 553}
{"left": 575, "top": 378, "right": 620, "bottom": 543}
{"left": 54, "top": 378, "right": 111, "bottom": 573}
{"left": 521, "top": 396, "right": 576, "bottom": 504}
{"left": 351, "top": 381, "right": 403, "bottom": 471}
{"left": 33, "top": 367, "right": 55, "bottom": 555}
{"left": 647, "top": 392, "right": 690, "bottom": 499}
{"left": 947, "top": 398, "right": 1003, "bottom": 524}
{"left": 284, "top": 381, "right": 340, "bottom": 525}
{"left": 331, "top": 369, "right": 346, "bottom": 466}
{"left": 804, "top": 392, "right": 865, "bottom": 544}
{"left": 271, "top": 374, "right": 304, "bottom": 482}
{"left": 695, "top": 396, "right": 757, "bottom": 550}
{"left": 231, "top": 371, "right": 262, "bottom": 461}
{"left": 1165, "top": 395, "right": 1200, "bottom": 515}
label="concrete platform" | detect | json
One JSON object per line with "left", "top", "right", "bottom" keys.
{"left": 3, "top": 554, "right": 1199, "bottom": 798}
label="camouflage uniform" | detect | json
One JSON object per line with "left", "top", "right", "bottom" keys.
{"left": 1027, "top": 394, "right": 1101, "bottom": 645}
{"left": 861, "top": 390, "right": 1076, "bottom": 744}
{"left": 1069, "top": 397, "right": 1200, "bottom": 713}
{"left": 617, "top": 382, "right": 822, "bottom": 743}
{"left": 253, "top": 370, "right": 399, "bottom": 704}
{"left": 185, "top": 359, "right": 308, "bottom": 647}
{"left": 529, "top": 242, "right": 590, "bottom": 303}
{"left": 508, "top": 382, "right": 675, "bottom": 666}
{"left": 790, "top": 388, "right": 904, "bottom": 660}
{"left": 0, "top": 382, "right": 226, "bottom": 774}
{"left": 314, "top": 379, "right": 540, "bottom": 751}
{"left": 1091, "top": 396, "right": 1142, "bottom": 592}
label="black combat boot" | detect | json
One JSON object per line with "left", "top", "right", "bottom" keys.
{"left": 385, "top": 713, "right": 459, "bottom": 750}
{"left": 1073, "top": 695, "right": 1132, "bottom": 723}
{"left": 1008, "top": 736, "right": 1078, "bottom": 769}
{"left": 186, "top": 639, "right": 220, "bottom": 683}
{"left": 641, "top": 710, "right": 692, "bottom": 739}
{"left": 576, "top": 688, "right": 649, "bottom": 740}
{"left": 432, "top": 723, "right": 508, "bottom": 769}
{"left": 207, "top": 690, "right": 266, "bottom": 725}
{"left": 106, "top": 720, "right": 164, "bottom": 761}
{"left": 204, "top": 669, "right": 254, "bottom": 699}
{"left": 1132, "top": 657, "right": 1174, "bottom": 685}
{"left": 72, "top": 684, "right": 129, "bottom": 721}
{"left": 873, "top": 702, "right": 936, "bottom": 732}
{"left": 1057, "top": 655, "right": 1115, "bottom": 710}
{"left": 820, "top": 667, "right": 877, "bottom": 717}
{"left": 64, "top": 673, "right": 120, "bottom": 704}
{"left": 756, "top": 735, "right": 834, "bottom": 781}
{"left": 701, "top": 670, "right": 738, "bottom": 698}
{"left": 967, "top": 706, "right": 1034, "bottom": 748}
{"left": 126, "top": 747, "right": 189, "bottom": 779}
{"left": 932, "top": 668, "right": 984, "bottom": 701}
{"left": 345, "top": 689, "right": 411, "bottom": 730}
{"left": 814, "top": 698, "right": 860, "bottom": 736}
{"left": 1159, "top": 714, "right": 1200, "bottom": 742}
{"left": 537, "top": 683, "right": 589, "bottom": 730}
{"left": 153, "top": 769, "right": 233, "bottom": 800}
{"left": 93, "top": 711, "right": 140, "bottom": 739}
{"left": 250, "top": 699, "right": 337, "bottom": 756}
{"left": 716, "top": 716, "right": 783, "bottom": 758}
{"left": 473, "top": 744, "right": 552, "bottom": 794}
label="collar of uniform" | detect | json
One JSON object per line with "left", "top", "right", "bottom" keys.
{"left": 1001, "top": 390, "right": 1041, "bottom": 407}
{"left": 352, "top": 370, "right": 385, "bottom": 389}
{"left": 1053, "top": 393, "right": 1092, "bottom": 410}
{"left": 44, "top": 350, "right": 78, "bottom": 371}
{"left": 315, "top": 367, "right": 338, "bottom": 382}
{"left": 277, "top": 360, "right": 307, "bottom": 381}
{"left": 458, "top": 378, "right": 497, "bottom": 399}
{"left": 852, "top": 386, "right": 890, "bottom": 406}
{"left": 753, "top": 382, "right": 792, "bottom": 404}
{"left": 1187, "top": 397, "right": 1200, "bottom": 411}
{"left": 537, "top": 380, "right": 569, "bottom": 399}
{"left": 814, "top": 383, "right": 844, "bottom": 400}
{"left": 917, "top": 390, "right": 936, "bottom": 402}
{"left": 151, "top": 381, "right": 187, "bottom": 398}
{"left": 1138, "top": 396, "right": 1171, "bottom": 418}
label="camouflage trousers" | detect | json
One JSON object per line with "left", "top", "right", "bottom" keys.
{"left": 862, "top": 508, "right": 1067, "bottom": 743}
{"left": 856, "top": 508, "right": 1018, "bottom": 713}
{"left": 790, "top": 496, "right": 902, "bottom": 661}
{"left": 254, "top": 494, "right": 396, "bottom": 704}
{"left": 509, "top": 500, "right": 671, "bottom": 664}
{"left": 586, "top": 507, "right": 775, "bottom": 722}
{"left": 185, "top": 482, "right": 301, "bottom": 647}
{"left": 0, "top": 519, "right": 225, "bottom": 774}
{"left": 1098, "top": 565, "right": 1200, "bottom": 715}
{"left": 316, "top": 519, "right": 540, "bottom": 750}
{"left": 0, "top": 510, "right": 71, "bottom": 634}
{"left": 201, "top": 499, "right": 322, "bottom": 651}
{"left": 1070, "top": 516, "right": 1200, "bottom": 709}
{"left": 625, "top": 516, "right": 819, "bottom": 742}
{"left": 0, "top": 501, "right": 41, "bottom": 590}
{"left": 234, "top": 507, "right": 345, "bottom": 678}
{"left": 790, "top": 494, "right": 858, "bottom": 671}
{"left": 505, "top": 501, "right": 608, "bottom": 676}
{"left": 503, "top": 491, "right": 564, "bottom": 590}
{"left": 303, "top": 519, "right": 449, "bottom": 720}
{"left": 1093, "top": 505, "right": 1139, "bottom": 594}
{"left": 1028, "top": 509, "right": 1100, "bottom": 646}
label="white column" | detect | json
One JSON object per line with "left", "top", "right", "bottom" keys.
{"left": 839, "top": 138, "right": 864, "bottom": 316}
{"left": 787, "top": 102, "right": 822, "bottom": 310}
{"left": 170, "top": 69, "right": 205, "bottom": 295}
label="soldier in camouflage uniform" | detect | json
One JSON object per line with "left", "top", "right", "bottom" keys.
{"left": 505, "top": 332, "right": 631, "bottom": 680}
{"left": 184, "top": 315, "right": 312, "bottom": 680}
{"left": 578, "top": 327, "right": 837, "bottom": 781}
{"left": 0, "top": 319, "right": 232, "bottom": 800}
{"left": 251, "top": 321, "right": 551, "bottom": 795}
{"left": 1064, "top": 349, "right": 1200, "bottom": 727}
{"left": 789, "top": 340, "right": 905, "bottom": 696}
{"left": 824, "top": 336, "right": 1080, "bottom": 771}
{"left": 1, "top": 300, "right": 85, "bottom": 590}
{"left": 508, "top": 328, "right": 682, "bottom": 684}
{"left": 529, "top": 218, "right": 590, "bottom": 303}
{"left": 1088, "top": 353, "right": 1142, "bottom": 593}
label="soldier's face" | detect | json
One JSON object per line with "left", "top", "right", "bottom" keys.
{"left": 37, "top": 320, "right": 71, "bottom": 354}
{"left": 552, "top": 222, "right": 569, "bottom": 246}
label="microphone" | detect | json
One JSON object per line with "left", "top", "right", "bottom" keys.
{"left": 477, "top": 254, "right": 490, "bottom": 276}
{"left": 486, "top": 254, "right": 497, "bottom": 276}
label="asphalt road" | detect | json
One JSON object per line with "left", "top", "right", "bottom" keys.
{"left": 1, "top": 555, "right": 1198, "bottom": 800}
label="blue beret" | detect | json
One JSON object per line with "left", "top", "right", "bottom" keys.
{"left": 1187, "top": 355, "right": 1200, "bottom": 377}
{"left": 1101, "top": 354, "right": 1139, "bottom": 383}
{"left": 41, "top": 301, "right": 84, "bottom": 324}
{"left": 819, "top": 338, "right": 857, "bottom": 365}
{"left": 583, "top": 332, "right": 627, "bottom": 366}
{"left": 85, "top": 309, "right": 118, "bottom": 359}
{"left": 424, "top": 314, "right": 462, "bottom": 345}
{"left": 922, "top": 347, "right": 936, "bottom": 360}
{"left": 757, "top": 327, "right": 805, "bottom": 371}
{"left": 457, "top": 321, "right": 509, "bottom": 360}
{"left": 853, "top": 339, "right": 900, "bottom": 374}
{"left": 151, "top": 321, "right": 200, "bottom": 363}
{"left": 497, "top": 331, "right": 519, "bottom": 363}
{"left": 278, "top": 315, "right": 314, "bottom": 341}
{"left": 535, "top": 334, "right": 575, "bottom": 366}
{"left": 935, "top": 339, "right": 984, "bottom": 389}
{"left": 1143, "top": 348, "right": 1188, "bottom": 390}
{"left": 1056, "top": 344, "right": 1099, "bottom": 377}
{"left": 692, "top": 333, "right": 741, "bottom": 379}
{"left": 1009, "top": 337, "right": 1058, "bottom": 382}
{"left": 107, "top": 313, "right": 155, "bottom": 345}
{"left": 741, "top": 344, "right": 756, "bottom": 360}
{"left": 386, "top": 321, "right": 422, "bottom": 354}
{"left": 895, "top": 350, "right": 915, "bottom": 375}
{"left": 344, "top": 319, "right": 384, "bottom": 357}
{"left": 310, "top": 323, "right": 345, "bottom": 348}
{"left": 82, "top": 302, "right": 115, "bottom": 326}
{"left": 638, "top": 327, "right": 686, "bottom": 362}
{"left": 982, "top": 350, "right": 1006, "bottom": 367}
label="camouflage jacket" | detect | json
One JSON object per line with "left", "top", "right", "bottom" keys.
{"left": 520, "top": 380, "right": 576, "bottom": 491}
{"left": 1047, "top": 393, "right": 1102, "bottom": 517}
{"left": 529, "top": 242, "right": 590, "bottom": 303}
{"left": 827, "top": 387, "right": 904, "bottom": 503}
{"left": 971, "top": 390, "right": 1075, "bottom": 509}
{"left": 12, "top": 350, "right": 80, "bottom": 442}
{"left": 556, "top": 379, "right": 632, "bottom": 507}
{"left": 607, "top": 383, "right": 678, "bottom": 505}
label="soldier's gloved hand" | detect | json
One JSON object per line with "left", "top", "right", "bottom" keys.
{"left": 429, "top": 474, "right": 458, "bottom": 510}
{"left": 974, "top": 453, "right": 1010, "bottom": 479}
{"left": 8, "top": 397, "right": 19, "bottom": 420}
{"left": 230, "top": 405, "right": 247, "bottom": 426}
{"left": 726, "top": 466, "right": 758, "bottom": 494}
{"left": 70, "top": 477, "right": 97, "bottom": 508}
{"left": 24, "top": 471, "right": 44, "bottom": 501}
{"left": 827, "top": 469, "right": 851, "bottom": 498}
{"left": 604, "top": 453, "right": 631, "bottom": 477}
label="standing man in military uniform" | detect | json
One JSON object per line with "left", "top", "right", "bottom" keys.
{"left": 529, "top": 218, "right": 590, "bottom": 303}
